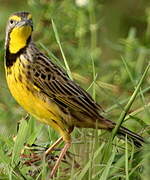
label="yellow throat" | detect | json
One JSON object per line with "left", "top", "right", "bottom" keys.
{"left": 9, "top": 25, "right": 32, "bottom": 54}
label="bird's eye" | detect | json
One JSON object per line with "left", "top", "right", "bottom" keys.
{"left": 10, "top": 19, "right": 14, "bottom": 24}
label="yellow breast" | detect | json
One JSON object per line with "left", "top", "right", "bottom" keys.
{"left": 5, "top": 57, "right": 62, "bottom": 126}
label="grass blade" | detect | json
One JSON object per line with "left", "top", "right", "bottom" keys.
{"left": 11, "top": 119, "right": 28, "bottom": 166}
{"left": 74, "top": 142, "right": 105, "bottom": 180}
{"left": 125, "top": 135, "right": 129, "bottom": 180}
{"left": 99, "top": 148, "right": 116, "bottom": 180}
{"left": 112, "top": 63, "right": 150, "bottom": 139}
{"left": 51, "top": 19, "right": 72, "bottom": 80}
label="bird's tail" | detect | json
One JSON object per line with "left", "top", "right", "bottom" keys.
{"left": 117, "top": 126, "right": 145, "bottom": 147}
{"left": 98, "top": 117, "right": 145, "bottom": 147}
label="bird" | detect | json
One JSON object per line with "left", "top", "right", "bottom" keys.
{"left": 4, "top": 11, "right": 145, "bottom": 177}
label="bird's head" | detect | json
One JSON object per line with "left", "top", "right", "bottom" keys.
{"left": 5, "top": 12, "right": 33, "bottom": 54}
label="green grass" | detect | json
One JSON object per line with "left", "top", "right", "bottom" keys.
{"left": 0, "top": 0, "right": 150, "bottom": 179}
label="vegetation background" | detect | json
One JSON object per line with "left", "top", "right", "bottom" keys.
{"left": 0, "top": 0, "right": 149, "bottom": 179}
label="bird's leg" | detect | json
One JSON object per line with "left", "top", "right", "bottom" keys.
{"left": 45, "top": 137, "right": 63, "bottom": 155}
{"left": 45, "top": 126, "right": 74, "bottom": 156}
{"left": 50, "top": 141, "right": 71, "bottom": 178}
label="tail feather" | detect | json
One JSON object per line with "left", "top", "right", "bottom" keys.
{"left": 100, "top": 118, "right": 145, "bottom": 147}
{"left": 117, "top": 126, "right": 145, "bottom": 147}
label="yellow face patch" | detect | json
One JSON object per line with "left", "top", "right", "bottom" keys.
{"left": 9, "top": 15, "right": 21, "bottom": 22}
{"left": 9, "top": 26, "right": 32, "bottom": 53}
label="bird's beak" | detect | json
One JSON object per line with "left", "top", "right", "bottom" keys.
{"left": 17, "top": 19, "right": 33, "bottom": 28}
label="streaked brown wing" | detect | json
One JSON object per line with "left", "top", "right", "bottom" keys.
{"left": 30, "top": 55, "right": 103, "bottom": 117}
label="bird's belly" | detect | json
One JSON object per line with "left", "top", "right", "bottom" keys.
{"left": 6, "top": 73, "right": 60, "bottom": 125}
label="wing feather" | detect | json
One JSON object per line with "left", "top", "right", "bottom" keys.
{"left": 30, "top": 55, "right": 103, "bottom": 117}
